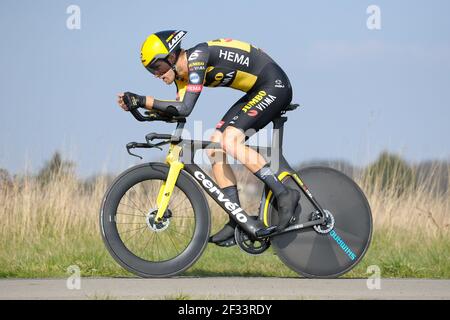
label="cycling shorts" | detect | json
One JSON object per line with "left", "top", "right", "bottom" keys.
{"left": 215, "top": 63, "right": 293, "bottom": 138}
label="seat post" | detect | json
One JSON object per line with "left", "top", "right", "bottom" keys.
{"left": 270, "top": 115, "right": 287, "bottom": 167}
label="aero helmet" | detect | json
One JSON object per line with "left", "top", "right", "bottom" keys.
{"left": 140, "top": 30, "right": 187, "bottom": 75}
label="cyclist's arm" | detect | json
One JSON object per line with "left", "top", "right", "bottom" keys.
{"left": 152, "top": 43, "right": 209, "bottom": 117}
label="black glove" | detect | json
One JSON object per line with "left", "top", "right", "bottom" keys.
{"left": 123, "top": 92, "right": 146, "bottom": 111}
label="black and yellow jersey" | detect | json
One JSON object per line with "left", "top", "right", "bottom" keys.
{"left": 152, "top": 38, "right": 285, "bottom": 117}
{"left": 201, "top": 38, "right": 275, "bottom": 91}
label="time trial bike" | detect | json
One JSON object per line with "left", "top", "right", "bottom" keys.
{"left": 100, "top": 103, "right": 372, "bottom": 278}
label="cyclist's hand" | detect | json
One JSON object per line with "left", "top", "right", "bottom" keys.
{"left": 117, "top": 93, "right": 128, "bottom": 111}
{"left": 118, "top": 92, "right": 146, "bottom": 111}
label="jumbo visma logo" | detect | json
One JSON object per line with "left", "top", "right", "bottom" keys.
{"left": 329, "top": 229, "right": 357, "bottom": 261}
{"left": 241, "top": 91, "right": 277, "bottom": 113}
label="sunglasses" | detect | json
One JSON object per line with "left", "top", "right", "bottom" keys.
{"left": 146, "top": 59, "right": 172, "bottom": 76}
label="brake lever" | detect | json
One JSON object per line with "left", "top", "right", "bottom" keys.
{"left": 145, "top": 134, "right": 164, "bottom": 150}
{"left": 126, "top": 142, "right": 143, "bottom": 160}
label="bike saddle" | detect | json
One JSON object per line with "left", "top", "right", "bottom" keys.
{"left": 285, "top": 103, "right": 300, "bottom": 111}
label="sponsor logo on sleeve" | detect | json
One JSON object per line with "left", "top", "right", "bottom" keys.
{"left": 189, "top": 72, "right": 201, "bottom": 84}
{"left": 188, "top": 50, "right": 202, "bottom": 61}
{"left": 187, "top": 84, "right": 203, "bottom": 93}
{"left": 215, "top": 120, "right": 224, "bottom": 129}
{"left": 188, "top": 61, "right": 205, "bottom": 71}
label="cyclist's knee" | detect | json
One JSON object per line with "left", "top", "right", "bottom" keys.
{"left": 207, "top": 130, "right": 225, "bottom": 161}
{"left": 221, "top": 127, "right": 245, "bottom": 155}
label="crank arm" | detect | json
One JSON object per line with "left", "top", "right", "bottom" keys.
{"left": 264, "top": 217, "right": 326, "bottom": 238}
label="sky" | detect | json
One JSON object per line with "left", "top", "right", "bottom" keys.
{"left": 0, "top": 0, "right": 449, "bottom": 177}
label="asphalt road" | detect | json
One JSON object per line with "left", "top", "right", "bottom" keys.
{"left": 0, "top": 277, "right": 449, "bottom": 300}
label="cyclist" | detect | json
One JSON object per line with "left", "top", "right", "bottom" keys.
{"left": 118, "top": 30, "right": 300, "bottom": 247}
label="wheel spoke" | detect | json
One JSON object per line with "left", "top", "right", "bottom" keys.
{"left": 117, "top": 203, "right": 147, "bottom": 217}
{"left": 123, "top": 224, "right": 147, "bottom": 243}
{"left": 140, "top": 180, "right": 158, "bottom": 208}
{"left": 130, "top": 185, "right": 149, "bottom": 211}
{"left": 170, "top": 196, "right": 188, "bottom": 212}
{"left": 121, "top": 194, "right": 147, "bottom": 215}
{"left": 116, "top": 211, "right": 147, "bottom": 218}
{"left": 109, "top": 177, "right": 199, "bottom": 264}
{"left": 155, "top": 234, "right": 161, "bottom": 261}
{"left": 115, "top": 222, "right": 146, "bottom": 225}
{"left": 166, "top": 230, "right": 180, "bottom": 254}
{"left": 141, "top": 231, "right": 156, "bottom": 258}
{"left": 170, "top": 216, "right": 195, "bottom": 219}
{"left": 119, "top": 225, "right": 148, "bottom": 235}
{"left": 168, "top": 226, "right": 193, "bottom": 239}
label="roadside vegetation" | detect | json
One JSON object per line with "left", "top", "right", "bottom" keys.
{"left": 0, "top": 151, "right": 448, "bottom": 278}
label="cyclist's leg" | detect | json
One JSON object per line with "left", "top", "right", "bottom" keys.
{"left": 221, "top": 83, "right": 292, "bottom": 173}
{"left": 208, "top": 96, "right": 249, "bottom": 245}
{"left": 221, "top": 90, "right": 288, "bottom": 179}
{"left": 221, "top": 64, "right": 300, "bottom": 230}
{"left": 207, "top": 96, "right": 248, "bottom": 189}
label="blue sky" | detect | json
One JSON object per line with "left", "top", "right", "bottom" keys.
{"left": 1, "top": 0, "right": 449, "bottom": 177}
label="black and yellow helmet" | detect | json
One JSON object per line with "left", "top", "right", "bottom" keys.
{"left": 141, "top": 30, "right": 187, "bottom": 75}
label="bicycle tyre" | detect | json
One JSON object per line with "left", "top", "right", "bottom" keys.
{"left": 100, "top": 163, "right": 210, "bottom": 278}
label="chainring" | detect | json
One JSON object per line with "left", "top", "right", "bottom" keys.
{"left": 234, "top": 226, "right": 270, "bottom": 255}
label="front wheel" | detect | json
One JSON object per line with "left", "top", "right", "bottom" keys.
{"left": 269, "top": 167, "right": 373, "bottom": 278}
{"left": 100, "top": 163, "right": 210, "bottom": 277}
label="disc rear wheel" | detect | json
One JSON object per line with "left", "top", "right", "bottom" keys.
{"left": 269, "top": 167, "right": 372, "bottom": 278}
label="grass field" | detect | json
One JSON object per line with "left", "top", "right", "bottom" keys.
{"left": 0, "top": 159, "right": 449, "bottom": 279}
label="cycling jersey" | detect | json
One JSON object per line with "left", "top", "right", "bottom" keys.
{"left": 153, "top": 38, "right": 293, "bottom": 135}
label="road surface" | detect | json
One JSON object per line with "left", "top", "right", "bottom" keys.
{"left": 0, "top": 277, "right": 449, "bottom": 300}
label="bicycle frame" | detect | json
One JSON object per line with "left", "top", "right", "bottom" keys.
{"left": 145, "top": 111, "right": 329, "bottom": 239}
{"left": 103, "top": 106, "right": 373, "bottom": 278}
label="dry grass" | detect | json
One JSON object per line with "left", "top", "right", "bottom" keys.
{"left": 0, "top": 160, "right": 449, "bottom": 278}
{"left": 358, "top": 165, "right": 450, "bottom": 237}
{"left": 0, "top": 174, "right": 106, "bottom": 242}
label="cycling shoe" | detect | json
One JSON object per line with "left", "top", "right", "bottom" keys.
{"left": 215, "top": 237, "right": 236, "bottom": 247}
{"left": 276, "top": 188, "right": 301, "bottom": 231}
{"left": 209, "top": 222, "right": 236, "bottom": 245}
